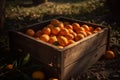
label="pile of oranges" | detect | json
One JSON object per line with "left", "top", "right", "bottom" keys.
{"left": 25, "top": 19, "right": 102, "bottom": 48}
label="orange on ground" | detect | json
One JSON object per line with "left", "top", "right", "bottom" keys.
{"left": 32, "top": 71, "right": 45, "bottom": 80}
{"left": 42, "top": 27, "right": 51, "bottom": 35}
{"left": 104, "top": 50, "right": 115, "bottom": 59}
{"left": 6, "top": 64, "right": 13, "bottom": 70}
{"left": 75, "top": 34, "right": 84, "bottom": 41}
{"left": 39, "top": 34, "right": 50, "bottom": 42}
{"left": 26, "top": 29, "right": 35, "bottom": 37}
{"left": 57, "top": 36, "right": 69, "bottom": 47}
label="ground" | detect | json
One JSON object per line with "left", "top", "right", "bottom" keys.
{"left": 0, "top": 0, "right": 120, "bottom": 80}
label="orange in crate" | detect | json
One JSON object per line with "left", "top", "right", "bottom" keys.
{"left": 26, "top": 29, "right": 35, "bottom": 37}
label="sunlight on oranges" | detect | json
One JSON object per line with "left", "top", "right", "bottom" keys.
{"left": 25, "top": 19, "right": 103, "bottom": 48}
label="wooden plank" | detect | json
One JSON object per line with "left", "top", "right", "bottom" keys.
{"left": 62, "top": 45, "right": 106, "bottom": 80}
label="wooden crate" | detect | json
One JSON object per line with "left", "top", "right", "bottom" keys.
{"left": 9, "top": 17, "right": 110, "bottom": 80}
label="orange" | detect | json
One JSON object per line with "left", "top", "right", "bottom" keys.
{"left": 6, "top": 64, "right": 13, "bottom": 70}
{"left": 86, "top": 31, "right": 92, "bottom": 36}
{"left": 93, "top": 30, "right": 98, "bottom": 33}
{"left": 63, "top": 21, "right": 70, "bottom": 26}
{"left": 65, "top": 33, "right": 74, "bottom": 40}
{"left": 39, "top": 34, "right": 50, "bottom": 42}
{"left": 81, "top": 24, "right": 89, "bottom": 31}
{"left": 32, "top": 71, "right": 45, "bottom": 80}
{"left": 104, "top": 50, "right": 115, "bottom": 59}
{"left": 72, "top": 23, "right": 80, "bottom": 31}
{"left": 57, "top": 36, "right": 69, "bottom": 47}
{"left": 57, "top": 45, "right": 64, "bottom": 49}
{"left": 95, "top": 27, "right": 102, "bottom": 31}
{"left": 50, "top": 19, "right": 60, "bottom": 26}
{"left": 68, "top": 29, "right": 74, "bottom": 33}
{"left": 70, "top": 31, "right": 77, "bottom": 39}
{"left": 35, "top": 37, "right": 41, "bottom": 42}
{"left": 75, "top": 27, "right": 85, "bottom": 34}
{"left": 34, "top": 30, "right": 42, "bottom": 37}
{"left": 26, "top": 29, "right": 35, "bottom": 37}
{"left": 57, "top": 22, "right": 64, "bottom": 29}
{"left": 68, "top": 39, "right": 75, "bottom": 45}
{"left": 59, "top": 28, "right": 69, "bottom": 36}
{"left": 75, "top": 34, "right": 84, "bottom": 41}
{"left": 89, "top": 26, "right": 94, "bottom": 32}
{"left": 51, "top": 27, "right": 61, "bottom": 35}
{"left": 49, "top": 78, "right": 59, "bottom": 80}
{"left": 48, "top": 36, "right": 58, "bottom": 44}
{"left": 65, "top": 24, "right": 73, "bottom": 30}
{"left": 47, "top": 24, "right": 54, "bottom": 29}
{"left": 76, "top": 31, "right": 87, "bottom": 37}
{"left": 42, "top": 27, "right": 51, "bottom": 35}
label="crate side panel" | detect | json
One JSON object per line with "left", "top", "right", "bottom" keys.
{"left": 62, "top": 45, "right": 106, "bottom": 80}
{"left": 9, "top": 31, "right": 61, "bottom": 66}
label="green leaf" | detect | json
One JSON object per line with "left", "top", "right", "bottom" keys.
{"left": 22, "top": 53, "right": 30, "bottom": 66}
{"left": 12, "top": 60, "right": 17, "bottom": 68}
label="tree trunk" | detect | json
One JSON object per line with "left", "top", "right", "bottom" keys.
{"left": 0, "top": 0, "right": 6, "bottom": 31}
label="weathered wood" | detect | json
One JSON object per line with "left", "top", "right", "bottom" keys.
{"left": 63, "top": 45, "right": 106, "bottom": 80}
{"left": 9, "top": 17, "right": 110, "bottom": 80}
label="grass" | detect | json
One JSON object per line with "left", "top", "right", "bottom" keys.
{"left": 5, "top": 0, "right": 108, "bottom": 29}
